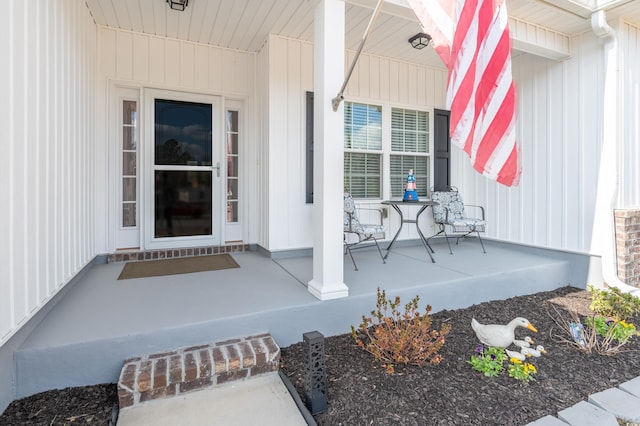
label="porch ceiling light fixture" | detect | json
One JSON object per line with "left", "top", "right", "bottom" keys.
{"left": 166, "top": 0, "right": 188, "bottom": 11}
{"left": 408, "top": 32, "right": 431, "bottom": 49}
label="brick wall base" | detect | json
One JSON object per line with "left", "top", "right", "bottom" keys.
{"left": 117, "top": 333, "right": 280, "bottom": 410}
{"left": 108, "top": 243, "right": 251, "bottom": 264}
{"left": 614, "top": 209, "right": 640, "bottom": 288}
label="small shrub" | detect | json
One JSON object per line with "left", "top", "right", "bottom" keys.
{"left": 588, "top": 285, "right": 640, "bottom": 321}
{"left": 547, "top": 303, "right": 637, "bottom": 355}
{"left": 351, "top": 288, "right": 451, "bottom": 374}
{"left": 468, "top": 346, "right": 506, "bottom": 377}
{"left": 507, "top": 358, "right": 537, "bottom": 382}
{"left": 584, "top": 316, "right": 638, "bottom": 344}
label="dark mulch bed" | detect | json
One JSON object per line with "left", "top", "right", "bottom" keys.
{"left": 280, "top": 286, "right": 640, "bottom": 425}
{"left": 1, "top": 286, "right": 639, "bottom": 425}
{"left": 0, "top": 384, "right": 118, "bottom": 425}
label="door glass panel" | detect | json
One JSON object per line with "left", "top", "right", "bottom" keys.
{"left": 155, "top": 171, "right": 212, "bottom": 238}
{"left": 153, "top": 97, "right": 216, "bottom": 240}
{"left": 155, "top": 99, "right": 212, "bottom": 166}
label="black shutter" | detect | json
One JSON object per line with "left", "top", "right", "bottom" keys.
{"left": 306, "top": 91, "right": 314, "bottom": 203}
{"left": 433, "top": 108, "right": 451, "bottom": 192}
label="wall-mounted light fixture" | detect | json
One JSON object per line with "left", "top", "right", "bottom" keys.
{"left": 408, "top": 32, "right": 431, "bottom": 49}
{"left": 166, "top": 0, "right": 189, "bottom": 11}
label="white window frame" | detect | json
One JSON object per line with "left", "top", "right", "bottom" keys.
{"left": 343, "top": 101, "right": 383, "bottom": 199}
{"left": 343, "top": 101, "right": 433, "bottom": 201}
{"left": 389, "top": 107, "right": 431, "bottom": 199}
{"left": 224, "top": 99, "right": 244, "bottom": 243}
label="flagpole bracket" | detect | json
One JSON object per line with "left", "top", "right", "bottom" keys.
{"left": 330, "top": 0, "right": 384, "bottom": 113}
{"left": 331, "top": 94, "right": 344, "bottom": 112}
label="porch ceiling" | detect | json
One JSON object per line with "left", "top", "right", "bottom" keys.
{"left": 85, "top": 0, "right": 640, "bottom": 68}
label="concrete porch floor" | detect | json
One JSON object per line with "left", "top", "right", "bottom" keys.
{"left": 14, "top": 238, "right": 590, "bottom": 398}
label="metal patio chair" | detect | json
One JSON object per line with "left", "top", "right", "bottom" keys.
{"left": 429, "top": 187, "right": 487, "bottom": 254}
{"left": 343, "top": 192, "right": 386, "bottom": 271}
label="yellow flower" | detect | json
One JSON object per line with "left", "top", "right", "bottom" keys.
{"left": 620, "top": 320, "right": 635, "bottom": 330}
{"left": 510, "top": 358, "right": 522, "bottom": 364}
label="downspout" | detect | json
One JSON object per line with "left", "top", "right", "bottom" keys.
{"left": 590, "top": 11, "right": 640, "bottom": 296}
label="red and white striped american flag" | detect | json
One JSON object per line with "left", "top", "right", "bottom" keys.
{"left": 407, "top": 0, "right": 521, "bottom": 187}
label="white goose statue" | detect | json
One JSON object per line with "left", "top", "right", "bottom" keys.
{"left": 505, "top": 349, "right": 528, "bottom": 361}
{"left": 520, "top": 345, "right": 547, "bottom": 357}
{"left": 513, "top": 336, "right": 534, "bottom": 348}
{"left": 471, "top": 317, "right": 538, "bottom": 348}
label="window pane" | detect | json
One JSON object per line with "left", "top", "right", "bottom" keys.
{"left": 227, "top": 157, "right": 238, "bottom": 178}
{"left": 123, "top": 101, "right": 136, "bottom": 125}
{"left": 344, "top": 152, "right": 381, "bottom": 199}
{"left": 122, "top": 178, "right": 136, "bottom": 202}
{"left": 391, "top": 108, "right": 429, "bottom": 153}
{"left": 123, "top": 127, "right": 136, "bottom": 150}
{"left": 227, "top": 178, "right": 238, "bottom": 200}
{"left": 226, "top": 110, "right": 238, "bottom": 132}
{"left": 344, "top": 102, "right": 382, "bottom": 150}
{"left": 122, "top": 203, "right": 136, "bottom": 227}
{"left": 227, "top": 133, "right": 238, "bottom": 155}
{"left": 390, "top": 155, "right": 430, "bottom": 198}
{"left": 154, "top": 171, "right": 212, "bottom": 238}
{"left": 155, "top": 99, "right": 212, "bottom": 166}
{"left": 123, "top": 152, "right": 136, "bottom": 176}
{"left": 227, "top": 201, "right": 238, "bottom": 223}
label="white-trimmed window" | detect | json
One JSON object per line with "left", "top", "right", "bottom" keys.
{"left": 226, "top": 110, "right": 239, "bottom": 223}
{"left": 121, "top": 100, "right": 138, "bottom": 227}
{"left": 343, "top": 103, "right": 431, "bottom": 199}
{"left": 390, "top": 108, "right": 430, "bottom": 198}
{"left": 343, "top": 102, "right": 382, "bottom": 198}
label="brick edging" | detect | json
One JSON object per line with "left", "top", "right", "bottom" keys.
{"left": 117, "top": 333, "right": 280, "bottom": 409}
{"left": 108, "top": 244, "right": 251, "bottom": 264}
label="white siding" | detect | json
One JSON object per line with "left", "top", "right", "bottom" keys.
{"left": 266, "top": 36, "right": 315, "bottom": 251}
{"left": 451, "top": 32, "right": 606, "bottom": 254}
{"left": 619, "top": 21, "right": 640, "bottom": 208}
{"left": 0, "top": 1, "right": 97, "bottom": 345}
{"left": 263, "top": 35, "right": 448, "bottom": 251}
{"left": 98, "top": 27, "right": 255, "bottom": 96}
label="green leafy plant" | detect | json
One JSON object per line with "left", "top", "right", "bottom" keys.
{"left": 507, "top": 358, "right": 537, "bottom": 382}
{"left": 547, "top": 299, "right": 637, "bottom": 355}
{"left": 584, "top": 316, "right": 638, "bottom": 344}
{"left": 351, "top": 288, "right": 451, "bottom": 374}
{"left": 468, "top": 346, "right": 506, "bottom": 377}
{"left": 588, "top": 285, "right": 640, "bottom": 321}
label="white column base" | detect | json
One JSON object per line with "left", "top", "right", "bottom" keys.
{"left": 307, "top": 279, "right": 349, "bottom": 300}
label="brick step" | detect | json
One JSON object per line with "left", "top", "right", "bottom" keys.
{"left": 117, "top": 333, "right": 280, "bottom": 410}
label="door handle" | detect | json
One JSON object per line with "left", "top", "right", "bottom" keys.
{"left": 214, "top": 161, "right": 220, "bottom": 177}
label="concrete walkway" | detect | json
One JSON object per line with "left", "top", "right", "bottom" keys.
{"left": 115, "top": 373, "right": 640, "bottom": 426}
{"left": 117, "top": 373, "right": 309, "bottom": 426}
{"left": 526, "top": 376, "right": 640, "bottom": 425}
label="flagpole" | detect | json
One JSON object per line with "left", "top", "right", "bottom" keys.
{"left": 331, "top": 0, "right": 385, "bottom": 111}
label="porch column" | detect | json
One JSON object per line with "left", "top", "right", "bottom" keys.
{"left": 308, "top": 0, "right": 349, "bottom": 300}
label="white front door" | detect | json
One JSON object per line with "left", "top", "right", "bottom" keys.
{"left": 143, "top": 89, "right": 223, "bottom": 249}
